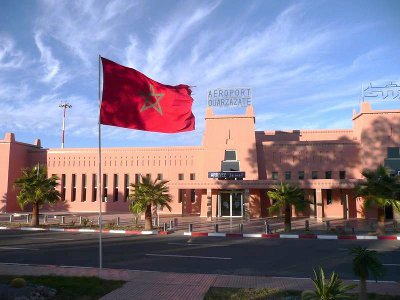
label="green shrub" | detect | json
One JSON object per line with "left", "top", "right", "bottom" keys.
{"left": 10, "top": 277, "right": 27, "bottom": 288}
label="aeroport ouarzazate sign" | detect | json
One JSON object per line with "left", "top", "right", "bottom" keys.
{"left": 207, "top": 88, "right": 252, "bottom": 107}
{"left": 208, "top": 171, "right": 245, "bottom": 180}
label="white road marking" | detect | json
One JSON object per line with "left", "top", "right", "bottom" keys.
{"left": 0, "top": 247, "right": 39, "bottom": 251}
{"left": 28, "top": 237, "right": 74, "bottom": 241}
{"left": 146, "top": 254, "right": 232, "bottom": 260}
{"left": 167, "top": 242, "right": 229, "bottom": 247}
{"left": 272, "top": 276, "right": 309, "bottom": 280}
{"left": 339, "top": 248, "right": 400, "bottom": 252}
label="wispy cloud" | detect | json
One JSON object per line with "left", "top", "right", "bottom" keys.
{"left": 34, "top": 31, "right": 69, "bottom": 88}
{"left": 37, "top": 0, "right": 138, "bottom": 67}
{"left": 0, "top": 35, "right": 25, "bottom": 69}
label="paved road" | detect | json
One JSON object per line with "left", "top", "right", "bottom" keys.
{"left": 0, "top": 230, "right": 399, "bottom": 281}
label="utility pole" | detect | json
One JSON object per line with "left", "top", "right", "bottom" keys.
{"left": 59, "top": 102, "right": 72, "bottom": 148}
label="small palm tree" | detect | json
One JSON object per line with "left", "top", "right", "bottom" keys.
{"left": 14, "top": 165, "right": 60, "bottom": 226}
{"left": 349, "top": 246, "right": 385, "bottom": 300}
{"left": 129, "top": 175, "right": 172, "bottom": 230}
{"left": 302, "top": 267, "right": 356, "bottom": 300}
{"left": 267, "top": 183, "right": 306, "bottom": 232}
{"left": 356, "top": 165, "right": 400, "bottom": 235}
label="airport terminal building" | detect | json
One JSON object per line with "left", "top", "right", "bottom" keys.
{"left": 1, "top": 101, "right": 400, "bottom": 221}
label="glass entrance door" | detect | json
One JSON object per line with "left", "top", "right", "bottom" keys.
{"left": 231, "top": 193, "right": 242, "bottom": 216}
{"left": 220, "top": 193, "right": 231, "bottom": 217}
{"left": 218, "top": 192, "right": 243, "bottom": 217}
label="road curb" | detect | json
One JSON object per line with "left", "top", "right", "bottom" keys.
{"left": 183, "top": 232, "right": 400, "bottom": 241}
{"left": 0, "top": 226, "right": 171, "bottom": 235}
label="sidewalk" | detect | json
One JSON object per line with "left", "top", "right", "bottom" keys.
{"left": 0, "top": 263, "right": 399, "bottom": 300}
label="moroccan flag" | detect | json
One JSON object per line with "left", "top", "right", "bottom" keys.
{"left": 100, "top": 57, "right": 195, "bottom": 133}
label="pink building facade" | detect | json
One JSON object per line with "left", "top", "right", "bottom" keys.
{"left": 1, "top": 101, "right": 400, "bottom": 221}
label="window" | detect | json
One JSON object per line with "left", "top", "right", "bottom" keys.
{"left": 157, "top": 173, "right": 163, "bottom": 180}
{"left": 285, "top": 171, "right": 291, "bottom": 180}
{"left": 103, "top": 174, "right": 108, "bottom": 202}
{"left": 92, "top": 174, "right": 97, "bottom": 202}
{"left": 178, "top": 173, "right": 184, "bottom": 180}
{"left": 124, "top": 174, "right": 129, "bottom": 202}
{"left": 326, "top": 190, "right": 332, "bottom": 205}
{"left": 325, "top": 171, "right": 332, "bottom": 179}
{"left": 224, "top": 150, "right": 237, "bottom": 160}
{"left": 312, "top": 171, "right": 318, "bottom": 179}
{"left": 190, "top": 189, "right": 196, "bottom": 203}
{"left": 272, "top": 172, "right": 278, "bottom": 180}
{"left": 113, "top": 174, "right": 119, "bottom": 202}
{"left": 72, "top": 174, "right": 76, "bottom": 202}
{"left": 387, "top": 147, "right": 400, "bottom": 158}
{"left": 221, "top": 161, "right": 240, "bottom": 171}
{"left": 135, "top": 173, "right": 141, "bottom": 184}
{"left": 190, "top": 173, "right": 196, "bottom": 180}
{"left": 178, "top": 189, "right": 184, "bottom": 203}
{"left": 61, "top": 174, "right": 66, "bottom": 201}
{"left": 298, "top": 171, "right": 305, "bottom": 180}
{"left": 339, "top": 171, "right": 346, "bottom": 180}
{"left": 81, "top": 174, "right": 87, "bottom": 202}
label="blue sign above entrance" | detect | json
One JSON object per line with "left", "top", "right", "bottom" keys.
{"left": 208, "top": 171, "right": 245, "bottom": 180}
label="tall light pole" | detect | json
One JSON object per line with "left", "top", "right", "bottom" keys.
{"left": 59, "top": 102, "right": 72, "bottom": 148}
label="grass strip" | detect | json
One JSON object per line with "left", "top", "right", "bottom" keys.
{"left": 0, "top": 275, "right": 125, "bottom": 300}
{"left": 203, "top": 287, "right": 400, "bottom": 300}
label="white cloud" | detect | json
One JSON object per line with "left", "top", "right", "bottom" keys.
{"left": 34, "top": 31, "right": 69, "bottom": 88}
{"left": 37, "top": 0, "right": 138, "bottom": 67}
{"left": 0, "top": 35, "right": 25, "bottom": 69}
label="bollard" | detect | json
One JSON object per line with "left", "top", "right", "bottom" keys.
{"left": 351, "top": 227, "right": 355, "bottom": 234}
{"left": 189, "top": 224, "right": 193, "bottom": 233}
{"left": 305, "top": 220, "right": 309, "bottom": 231}
{"left": 325, "top": 220, "right": 330, "bottom": 231}
{"left": 239, "top": 223, "right": 243, "bottom": 233}
{"left": 79, "top": 216, "right": 83, "bottom": 225}
{"left": 169, "top": 220, "right": 173, "bottom": 230}
{"left": 61, "top": 216, "right": 65, "bottom": 225}
{"left": 214, "top": 223, "right": 219, "bottom": 233}
{"left": 9, "top": 214, "right": 13, "bottom": 223}
{"left": 265, "top": 224, "right": 270, "bottom": 234}
{"left": 116, "top": 217, "right": 120, "bottom": 226}
{"left": 44, "top": 215, "right": 48, "bottom": 224}
{"left": 163, "top": 223, "right": 167, "bottom": 232}
{"left": 26, "top": 214, "right": 30, "bottom": 224}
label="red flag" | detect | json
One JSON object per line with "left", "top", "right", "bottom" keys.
{"left": 100, "top": 57, "right": 195, "bottom": 133}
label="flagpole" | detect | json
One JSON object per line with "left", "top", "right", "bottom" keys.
{"left": 98, "top": 54, "right": 103, "bottom": 276}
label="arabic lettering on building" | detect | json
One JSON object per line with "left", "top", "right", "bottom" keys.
{"left": 363, "top": 82, "right": 400, "bottom": 100}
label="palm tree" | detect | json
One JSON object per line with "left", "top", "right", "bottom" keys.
{"left": 356, "top": 165, "right": 400, "bottom": 235}
{"left": 14, "top": 165, "right": 60, "bottom": 226}
{"left": 349, "top": 246, "right": 385, "bottom": 300}
{"left": 302, "top": 267, "right": 356, "bottom": 300}
{"left": 129, "top": 175, "right": 172, "bottom": 230}
{"left": 267, "top": 183, "right": 306, "bottom": 232}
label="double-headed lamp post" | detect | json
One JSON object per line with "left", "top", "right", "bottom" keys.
{"left": 59, "top": 103, "right": 72, "bottom": 148}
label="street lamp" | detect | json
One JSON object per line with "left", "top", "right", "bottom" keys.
{"left": 59, "top": 102, "right": 72, "bottom": 148}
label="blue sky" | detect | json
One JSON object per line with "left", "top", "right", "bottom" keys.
{"left": 0, "top": 0, "right": 399, "bottom": 148}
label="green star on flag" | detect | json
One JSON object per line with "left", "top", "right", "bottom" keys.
{"left": 100, "top": 57, "right": 195, "bottom": 133}
{"left": 140, "top": 84, "right": 164, "bottom": 115}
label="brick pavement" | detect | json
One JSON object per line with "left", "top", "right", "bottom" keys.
{"left": 0, "top": 263, "right": 399, "bottom": 300}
